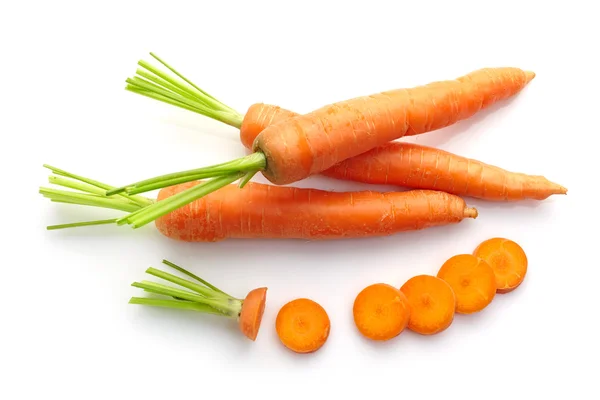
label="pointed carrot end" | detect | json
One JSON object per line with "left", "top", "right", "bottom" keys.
{"left": 464, "top": 207, "right": 478, "bottom": 219}
{"left": 525, "top": 71, "right": 536, "bottom": 84}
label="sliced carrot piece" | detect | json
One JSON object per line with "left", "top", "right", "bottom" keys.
{"left": 474, "top": 238, "right": 528, "bottom": 293}
{"left": 239, "top": 287, "right": 268, "bottom": 341}
{"left": 400, "top": 275, "right": 456, "bottom": 335}
{"left": 353, "top": 283, "right": 411, "bottom": 341}
{"left": 275, "top": 298, "right": 330, "bottom": 353}
{"left": 437, "top": 254, "right": 496, "bottom": 314}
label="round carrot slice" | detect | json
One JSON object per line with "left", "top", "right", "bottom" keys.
{"left": 353, "top": 283, "right": 411, "bottom": 341}
{"left": 239, "top": 287, "right": 268, "bottom": 341}
{"left": 474, "top": 238, "right": 528, "bottom": 293}
{"left": 400, "top": 275, "right": 456, "bottom": 335}
{"left": 437, "top": 254, "right": 496, "bottom": 314}
{"left": 275, "top": 298, "right": 330, "bottom": 353}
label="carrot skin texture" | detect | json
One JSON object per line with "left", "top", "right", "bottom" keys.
{"left": 251, "top": 68, "right": 534, "bottom": 185}
{"left": 154, "top": 181, "right": 476, "bottom": 242}
{"left": 239, "top": 287, "right": 267, "bottom": 341}
{"left": 323, "top": 142, "right": 567, "bottom": 201}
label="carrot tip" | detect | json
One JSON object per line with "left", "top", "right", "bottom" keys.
{"left": 464, "top": 207, "right": 478, "bottom": 219}
{"left": 525, "top": 71, "right": 536, "bottom": 84}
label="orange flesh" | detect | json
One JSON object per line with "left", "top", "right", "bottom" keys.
{"left": 275, "top": 298, "right": 330, "bottom": 353}
{"left": 400, "top": 275, "right": 456, "bottom": 335}
{"left": 474, "top": 238, "right": 528, "bottom": 293}
{"left": 239, "top": 287, "right": 267, "bottom": 341}
{"left": 353, "top": 283, "right": 411, "bottom": 341}
{"left": 437, "top": 254, "right": 496, "bottom": 314}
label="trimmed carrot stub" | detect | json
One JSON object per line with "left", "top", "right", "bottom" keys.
{"left": 275, "top": 298, "right": 331, "bottom": 354}
{"left": 473, "top": 238, "right": 528, "bottom": 293}
{"left": 399, "top": 275, "right": 456, "bottom": 335}
{"left": 128, "top": 259, "right": 267, "bottom": 341}
{"left": 353, "top": 283, "right": 411, "bottom": 341}
{"left": 39, "top": 165, "right": 478, "bottom": 240}
{"left": 437, "top": 254, "right": 497, "bottom": 314}
{"left": 100, "top": 54, "right": 534, "bottom": 228}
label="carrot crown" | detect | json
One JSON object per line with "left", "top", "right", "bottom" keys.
{"left": 129, "top": 259, "right": 244, "bottom": 318}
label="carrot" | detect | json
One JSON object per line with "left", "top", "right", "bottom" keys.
{"left": 275, "top": 298, "right": 331, "bottom": 353}
{"left": 473, "top": 238, "right": 528, "bottom": 293}
{"left": 436, "top": 254, "right": 497, "bottom": 314}
{"left": 128, "top": 259, "right": 267, "bottom": 341}
{"left": 353, "top": 283, "right": 411, "bottom": 341}
{"left": 399, "top": 275, "right": 456, "bottom": 335}
{"left": 39, "top": 165, "right": 478, "bottom": 240}
{"left": 102, "top": 54, "right": 534, "bottom": 228}
{"left": 323, "top": 142, "right": 567, "bottom": 201}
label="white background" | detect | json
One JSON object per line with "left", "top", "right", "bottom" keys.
{"left": 3, "top": 1, "right": 598, "bottom": 399}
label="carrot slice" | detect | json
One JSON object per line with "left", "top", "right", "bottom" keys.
{"left": 275, "top": 298, "right": 330, "bottom": 353}
{"left": 239, "top": 287, "right": 268, "bottom": 341}
{"left": 353, "top": 283, "right": 411, "bottom": 341}
{"left": 473, "top": 238, "right": 528, "bottom": 293}
{"left": 400, "top": 275, "right": 456, "bottom": 335}
{"left": 437, "top": 254, "right": 496, "bottom": 314}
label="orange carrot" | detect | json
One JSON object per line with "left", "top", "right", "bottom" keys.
{"left": 154, "top": 181, "right": 477, "bottom": 241}
{"left": 275, "top": 298, "right": 331, "bottom": 353}
{"left": 353, "top": 283, "right": 411, "bottom": 341}
{"left": 399, "top": 275, "right": 456, "bottom": 335}
{"left": 437, "top": 254, "right": 497, "bottom": 314}
{"left": 128, "top": 259, "right": 268, "bottom": 341}
{"left": 473, "top": 238, "right": 528, "bottom": 293}
{"left": 39, "top": 165, "right": 478, "bottom": 240}
{"left": 105, "top": 56, "right": 535, "bottom": 228}
{"left": 323, "top": 142, "right": 566, "bottom": 201}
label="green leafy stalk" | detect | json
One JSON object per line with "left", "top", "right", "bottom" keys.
{"left": 44, "top": 164, "right": 153, "bottom": 208}
{"left": 128, "top": 297, "right": 226, "bottom": 315}
{"left": 106, "top": 152, "right": 266, "bottom": 196}
{"left": 46, "top": 219, "right": 119, "bottom": 230}
{"left": 162, "top": 259, "right": 233, "bottom": 298}
{"left": 125, "top": 52, "right": 244, "bottom": 129}
{"left": 116, "top": 172, "right": 245, "bottom": 229}
{"left": 130, "top": 263, "right": 243, "bottom": 317}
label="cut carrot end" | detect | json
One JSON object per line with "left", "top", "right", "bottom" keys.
{"left": 276, "top": 298, "right": 331, "bottom": 353}
{"left": 239, "top": 287, "right": 268, "bottom": 341}
{"left": 464, "top": 207, "right": 478, "bottom": 219}
{"left": 525, "top": 71, "right": 536, "bottom": 83}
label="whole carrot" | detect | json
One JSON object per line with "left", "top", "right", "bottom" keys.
{"left": 101, "top": 55, "right": 533, "bottom": 228}
{"left": 323, "top": 142, "right": 566, "bottom": 201}
{"left": 38, "top": 165, "right": 478, "bottom": 240}
{"left": 154, "top": 181, "right": 477, "bottom": 241}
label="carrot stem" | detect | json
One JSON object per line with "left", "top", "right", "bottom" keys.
{"left": 128, "top": 297, "right": 227, "bottom": 315}
{"left": 46, "top": 218, "right": 119, "bottom": 230}
{"left": 39, "top": 188, "right": 142, "bottom": 213}
{"left": 106, "top": 152, "right": 265, "bottom": 196}
{"left": 148, "top": 52, "right": 237, "bottom": 114}
{"left": 126, "top": 53, "right": 243, "bottom": 128}
{"left": 161, "top": 259, "right": 233, "bottom": 298}
{"left": 117, "top": 172, "right": 246, "bottom": 229}
{"left": 144, "top": 267, "right": 230, "bottom": 300}
{"left": 133, "top": 281, "right": 210, "bottom": 304}
{"left": 44, "top": 164, "right": 153, "bottom": 207}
